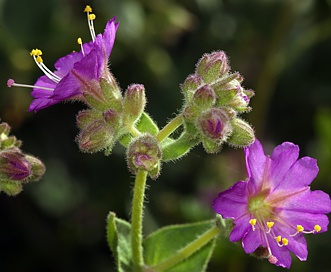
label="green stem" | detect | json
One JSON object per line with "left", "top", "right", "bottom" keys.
{"left": 156, "top": 115, "right": 183, "bottom": 143}
{"left": 151, "top": 225, "right": 220, "bottom": 272}
{"left": 131, "top": 171, "right": 148, "bottom": 272}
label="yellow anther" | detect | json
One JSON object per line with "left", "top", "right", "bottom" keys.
{"left": 314, "top": 225, "right": 321, "bottom": 233}
{"left": 36, "top": 56, "right": 43, "bottom": 63}
{"left": 281, "top": 238, "right": 289, "bottom": 246}
{"left": 249, "top": 218, "right": 257, "bottom": 231}
{"left": 296, "top": 225, "right": 304, "bottom": 232}
{"left": 84, "top": 5, "right": 92, "bottom": 13}
{"left": 267, "top": 222, "right": 274, "bottom": 229}
{"left": 30, "top": 49, "right": 42, "bottom": 57}
{"left": 88, "top": 14, "right": 96, "bottom": 20}
{"left": 77, "top": 38, "right": 83, "bottom": 45}
{"left": 249, "top": 219, "right": 257, "bottom": 226}
{"left": 276, "top": 236, "right": 281, "bottom": 243}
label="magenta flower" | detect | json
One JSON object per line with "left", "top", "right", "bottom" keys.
{"left": 8, "top": 6, "right": 119, "bottom": 112}
{"left": 213, "top": 139, "right": 331, "bottom": 268}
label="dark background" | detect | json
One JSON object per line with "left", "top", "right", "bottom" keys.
{"left": 1, "top": 0, "right": 331, "bottom": 271}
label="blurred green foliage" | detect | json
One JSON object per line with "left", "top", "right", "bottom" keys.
{"left": 1, "top": 0, "right": 331, "bottom": 271}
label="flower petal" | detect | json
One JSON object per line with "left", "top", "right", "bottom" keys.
{"left": 268, "top": 142, "right": 299, "bottom": 190}
{"left": 280, "top": 189, "right": 331, "bottom": 214}
{"left": 102, "top": 17, "right": 119, "bottom": 58}
{"left": 275, "top": 156, "right": 318, "bottom": 191}
{"left": 229, "top": 215, "right": 251, "bottom": 242}
{"left": 213, "top": 181, "right": 248, "bottom": 219}
{"left": 245, "top": 139, "right": 267, "bottom": 194}
{"left": 268, "top": 237, "right": 292, "bottom": 268}
{"left": 242, "top": 228, "right": 263, "bottom": 253}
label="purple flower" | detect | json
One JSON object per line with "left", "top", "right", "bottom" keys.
{"left": 213, "top": 139, "right": 331, "bottom": 268}
{"left": 8, "top": 6, "right": 119, "bottom": 112}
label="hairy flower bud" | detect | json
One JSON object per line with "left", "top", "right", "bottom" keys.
{"left": 103, "top": 109, "right": 122, "bottom": 131}
{"left": 126, "top": 133, "right": 162, "bottom": 179}
{"left": 0, "top": 150, "right": 31, "bottom": 181}
{"left": 123, "top": 84, "right": 146, "bottom": 125}
{"left": 25, "top": 155, "right": 46, "bottom": 181}
{"left": 196, "top": 51, "right": 230, "bottom": 84}
{"left": 227, "top": 118, "right": 255, "bottom": 147}
{"left": 76, "top": 109, "right": 102, "bottom": 130}
{"left": 192, "top": 84, "right": 216, "bottom": 110}
{"left": 0, "top": 122, "right": 10, "bottom": 136}
{"left": 77, "top": 120, "right": 115, "bottom": 154}
{"left": 181, "top": 74, "right": 204, "bottom": 100}
{"left": 197, "top": 108, "right": 232, "bottom": 141}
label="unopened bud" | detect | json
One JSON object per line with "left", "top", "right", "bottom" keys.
{"left": 103, "top": 109, "right": 122, "bottom": 131}
{"left": 77, "top": 120, "right": 115, "bottom": 154}
{"left": 126, "top": 133, "right": 162, "bottom": 179}
{"left": 197, "top": 108, "right": 232, "bottom": 141}
{"left": 196, "top": 51, "right": 230, "bottom": 84}
{"left": 181, "top": 74, "right": 204, "bottom": 99}
{"left": 0, "top": 151, "right": 31, "bottom": 181}
{"left": 227, "top": 118, "right": 255, "bottom": 148}
{"left": 192, "top": 84, "right": 216, "bottom": 110}
{"left": 0, "top": 122, "right": 10, "bottom": 136}
{"left": 76, "top": 109, "right": 102, "bottom": 130}
{"left": 123, "top": 84, "right": 146, "bottom": 125}
{"left": 25, "top": 155, "right": 46, "bottom": 181}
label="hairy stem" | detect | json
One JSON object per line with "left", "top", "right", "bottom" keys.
{"left": 131, "top": 171, "right": 148, "bottom": 272}
{"left": 156, "top": 114, "right": 183, "bottom": 143}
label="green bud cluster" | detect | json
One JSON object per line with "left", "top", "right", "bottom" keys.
{"left": 181, "top": 51, "right": 255, "bottom": 153}
{"left": 0, "top": 121, "right": 45, "bottom": 196}
{"left": 76, "top": 75, "right": 147, "bottom": 155}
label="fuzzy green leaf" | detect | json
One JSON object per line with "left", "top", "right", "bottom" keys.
{"left": 144, "top": 220, "right": 217, "bottom": 272}
{"left": 106, "top": 212, "right": 133, "bottom": 272}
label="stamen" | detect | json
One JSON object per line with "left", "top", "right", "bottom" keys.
{"left": 84, "top": 5, "right": 92, "bottom": 13}
{"left": 77, "top": 38, "right": 85, "bottom": 56}
{"left": 84, "top": 5, "right": 96, "bottom": 41}
{"left": 314, "top": 225, "right": 321, "bottom": 233}
{"left": 30, "top": 49, "right": 61, "bottom": 83}
{"left": 281, "top": 238, "right": 288, "bottom": 246}
{"left": 7, "top": 79, "right": 54, "bottom": 91}
{"left": 249, "top": 218, "right": 257, "bottom": 231}
{"left": 266, "top": 221, "right": 274, "bottom": 233}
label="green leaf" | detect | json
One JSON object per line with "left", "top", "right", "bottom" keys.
{"left": 106, "top": 212, "right": 133, "bottom": 272}
{"left": 119, "top": 112, "right": 159, "bottom": 147}
{"left": 161, "top": 132, "right": 199, "bottom": 161}
{"left": 144, "top": 220, "right": 218, "bottom": 272}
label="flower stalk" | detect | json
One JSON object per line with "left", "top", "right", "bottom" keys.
{"left": 131, "top": 170, "right": 148, "bottom": 272}
{"left": 156, "top": 114, "right": 183, "bottom": 143}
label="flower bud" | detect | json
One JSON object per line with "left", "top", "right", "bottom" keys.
{"left": 123, "top": 84, "right": 146, "bottom": 125}
{"left": 76, "top": 109, "right": 102, "bottom": 130}
{"left": 181, "top": 74, "right": 204, "bottom": 100}
{"left": 0, "top": 122, "right": 10, "bottom": 136}
{"left": 77, "top": 120, "right": 115, "bottom": 154}
{"left": 195, "top": 51, "right": 230, "bottom": 84}
{"left": 126, "top": 133, "right": 162, "bottom": 179}
{"left": 25, "top": 155, "right": 46, "bottom": 181}
{"left": 192, "top": 84, "right": 216, "bottom": 110}
{"left": 0, "top": 150, "right": 31, "bottom": 181}
{"left": 197, "top": 108, "right": 232, "bottom": 141}
{"left": 227, "top": 118, "right": 255, "bottom": 148}
{"left": 103, "top": 109, "right": 122, "bottom": 131}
